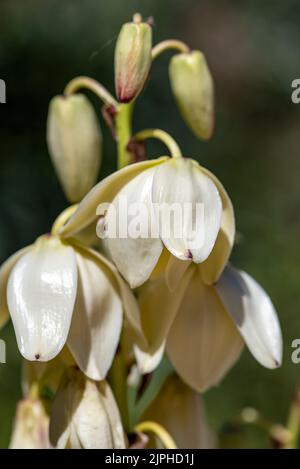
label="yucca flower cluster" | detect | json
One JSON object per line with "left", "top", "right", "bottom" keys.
{"left": 1, "top": 13, "right": 282, "bottom": 449}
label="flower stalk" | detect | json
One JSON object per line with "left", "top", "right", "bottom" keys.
{"left": 283, "top": 390, "right": 300, "bottom": 449}
{"left": 134, "top": 421, "right": 177, "bottom": 449}
{"left": 115, "top": 102, "right": 134, "bottom": 168}
{"left": 64, "top": 76, "right": 117, "bottom": 108}
{"left": 108, "top": 352, "right": 130, "bottom": 431}
{"left": 152, "top": 40, "right": 190, "bottom": 60}
{"left": 133, "top": 129, "right": 182, "bottom": 158}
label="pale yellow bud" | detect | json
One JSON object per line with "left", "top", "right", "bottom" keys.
{"left": 115, "top": 19, "right": 152, "bottom": 103}
{"left": 47, "top": 94, "right": 102, "bottom": 203}
{"left": 9, "top": 399, "right": 51, "bottom": 449}
{"left": 169, "top": 51, "right": 214, "bottom": 140}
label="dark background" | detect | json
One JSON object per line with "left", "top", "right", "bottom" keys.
{"left": 1, "top": 0, "right": 300, "bottom": 448}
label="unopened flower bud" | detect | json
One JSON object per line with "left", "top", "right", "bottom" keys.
{"left": 9, "top": 398, "right": 51, "bottom": 449}
{"left": 169, "top": 51, "right": 214, "bottom": 140}
{"left": 47, "top": 94, "right": 102, "bottom": 203}
{"left": 115, "top": 17, "right": 152, "bottom": 103}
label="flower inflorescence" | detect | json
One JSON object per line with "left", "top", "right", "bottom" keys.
{"left": 1, "top": 13, "right": 283, "bottom": 450}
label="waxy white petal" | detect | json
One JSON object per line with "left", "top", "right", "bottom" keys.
{"left": 135, "top": 266, "right": 195, "bottom": 374}
{"left": 67, "top": 248, "right": 123, "bottom": 380}
{"left": 73, "top": 243, "right": 146, "bottom": 349}
{"left": 134, "top": 343, "right": 166, "bottom": 377}
{"left": 73, "top": 380, "right": 126, "bottom": 449}
{"left": 167, "top": 269, "right": 244, "bottom": 392}
{"left": 216, "top": 265, "right": 283, "bottom": 369}
{"left": 104, "top": 166, "right": 163, "bottom": 288}
{"left": 7, "top": 236, "right": 77, "bottom": 361}
{"left": 0, "top": 246, "right": 32, "bottom": 329}
{"left": 98, "top": 380, "right": 127, "bottom": 449}
{"left": 199, "top": 166, "right": 235, "bottom": 284}
{"left": 152, "top": 158, "right": 222, "bottom": 263}
{"left": 60, "top": 157, "right": 168, "bottom": 239}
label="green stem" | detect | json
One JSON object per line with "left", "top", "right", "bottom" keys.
{"left": 108, "top": 102, "right": 137, "bottom": 428}
{"left": 283, "top": 391, "right": 300, "bottom": 449}
{"left": 115, "top": 102, "right": 134, "bottom": 168}
{"left": 133, "top": 128, "right": 182, "bottom": 158}
{"left": 28, "top": 382, "right": 39, "bottom": 400}
{"left": 152, "top": 39, "right": 190, "bottom": 60}
{"left": 108, "top": 352, "right": 129, "bottom": 431}
{"left": 64, "top": 76, "right": 117, "bottom": 107}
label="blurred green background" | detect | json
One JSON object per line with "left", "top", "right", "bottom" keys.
{"left": 1, "top": 0, "right": 300, "bottom": 448}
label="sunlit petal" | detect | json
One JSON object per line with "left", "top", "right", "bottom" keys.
{"left": 7, "top": 235, "right": 77, "bottom": 361}
{"left": 98, "top": 380, "right": 127, "bottom": 449}
{"left": 60, "top": 157, "right": 168, "bottom": 239}
{"left": 199, "top": 166, "right": 235, "bottom": 285}
{"left": 0, "top": 246, "right": 32, "bottom": 329}
{"left": 103, "top": 166, "right": 163, "bottom": 288}
{"left": 152, "top": 158, "right": 222, "bottom": 263}
{"left": 67, "top": 248, "right": 123, "bottom": 380}
{"left": 72, "top": 243, "right": 146, "bottom": 350}
{"left": 216, "top": 265, "right": 283, "bottom": 369}
{"left": 74, "top": 380, "right": 126, "bottom": 449}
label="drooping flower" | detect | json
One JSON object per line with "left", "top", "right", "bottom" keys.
{"left": 49, "top": 367, "right": 126, "bottom": 449}
{"left": 134, "top": 263, "right": 283, "bottom": 392}
{"left": 142, "top": 374, "right": 216, "bottom": 449}
{"left": 0, "top": 233, "right": 144, "bottom": 380}
{"left": 59, "top": 156, "right": 233, "bottom": 289}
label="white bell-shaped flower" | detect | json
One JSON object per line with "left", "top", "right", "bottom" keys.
{"left": 49, "top": 368, "right": 126, "bottom": 449}
{"left": 0, "top": 233, "right": 144, "bottom": 380}
{"left": 135, "top": 263, "right": 283, "bottom": 392}
{"left": 7, "top": 235, "right": 78, "bottom": 362}
{"left": 60, "top": 157, "right": 229, "bottom": 289}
